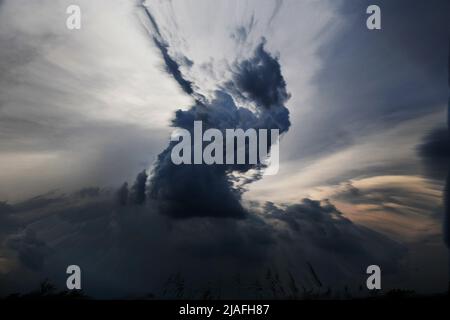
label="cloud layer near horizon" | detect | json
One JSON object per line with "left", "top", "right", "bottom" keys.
{"left": 0, "top": 189, "right": 405, "bottom": 298}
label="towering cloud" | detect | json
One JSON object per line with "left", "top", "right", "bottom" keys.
{"left": 141, "top": 4, "right": 291, "bottom": 218}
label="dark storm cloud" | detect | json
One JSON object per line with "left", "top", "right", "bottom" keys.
{"left": 0, "top": 190, "right": 405, "bottom": 298}
{"left": 139, "top": 5, "right": 292, "bottom": 219}
{"left": 147, "top": 41, "right": 290, "bottom": 218}
{"left": 147, "top": 94, "right": 249, "bottom": 218}
{"left": 227, "top": 39, "right": 291, "bottom": 112}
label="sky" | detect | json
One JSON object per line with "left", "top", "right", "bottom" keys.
{"left": 0, "top": 0, "right": 449, "bottom": 298}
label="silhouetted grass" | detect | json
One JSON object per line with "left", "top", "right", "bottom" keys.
{"left": 3, "top": 279, "right": 89, "bottom": 300}
{"left": 1, "top": 271, "right": 448, "bottom": 300}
